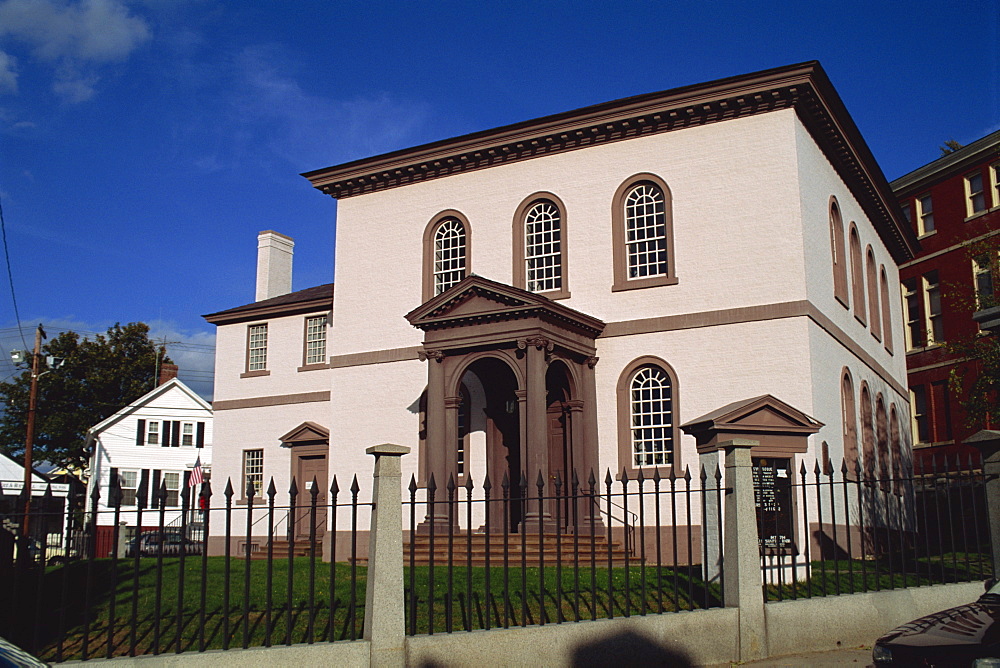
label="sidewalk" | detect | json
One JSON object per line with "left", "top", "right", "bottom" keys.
{"left": 705, "top": 646, "right": 872, "bottom": 667}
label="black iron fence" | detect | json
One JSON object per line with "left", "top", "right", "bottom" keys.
{"left": 757, "top": 456, "right": 992, "bottom": 601}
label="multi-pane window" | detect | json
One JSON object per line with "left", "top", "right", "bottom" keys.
{"left": 973, "top": 254, "right": 995, "bottom": 308}
{"left": 247, "top": 324, "right": 268, "bottom": 371}
{"left": 992, "top": 163, "right": 1000, "bottom": 208}
{"left": 243, "top": 449, "right": 264, "bottom": 497}
{"left": 305, "top": 315, "right": 328, "bottom": 364}
{"left": 524, "top": 201, "right": 563, "bottom": 292}
{"left": 830, "top": 199, "right": 849, "bottom": 307}
{"left": 182, "top": 423, "right": 194, "bottom": 446}
{"left": 910, "top": 386, "right": 929, "bottom": 444}
{"left": 916, "top": 194, "right": 934, "bottom": 236}
{"left": 922, "top": 271, "right": 943, "bottom": 344}
{"left": 146, "top": 421, "right": 160, "bottom": 445}
{"left": 902, "top": 279, "right": 922, "bottom": 349}
{"left": 163, "top": 472, "right": 180, "bottom": 507}
{"left": 624, "top": 184, "right": 668, "bottom": 279}
{"left": 630, "top": 366, "right": 673, "bottom": 467}
{"left": 966, "top": 172, "right": 986, "bottom": 216}
{"left": 119, "top": 470, "right": 138, "bottom": 506}
{"left": 433, "top": 218, "right": 466, "bottom": 295}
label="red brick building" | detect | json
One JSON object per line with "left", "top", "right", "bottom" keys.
{"left": 891, "top": 130, "right": 1000, "bottom": 469}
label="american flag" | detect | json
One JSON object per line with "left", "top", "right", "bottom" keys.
{"left": 189, "top": 456, "right": 203, "bottom": 487}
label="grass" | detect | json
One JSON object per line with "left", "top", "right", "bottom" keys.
{"left": 3, "top": 549, "right": 991, "bottom": 662}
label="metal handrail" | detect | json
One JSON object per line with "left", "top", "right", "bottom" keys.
{"left": 590, "top": 495, "right": 638, "bottom": 557}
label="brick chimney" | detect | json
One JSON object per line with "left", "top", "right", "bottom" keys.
{"left": 256, "top": 230, "right": 294, "bottom": 301}
{"left": 158, "top": 363, "right": 179, "bottom": 386}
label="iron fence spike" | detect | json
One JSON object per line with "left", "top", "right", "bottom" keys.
{"left": 224, "top": 478, "right": 234, "bottom": 498}
{"left": 350, "top": 474, "right": 360, "bottom": 494}
{"left": 310, "top": 476, "right": 320, "bottom": 499}
{"left": 330, "top": 475, "right": 340, "bottom": 495}
{"left": 267, "top": 478, "right": 277, "bottom": 497}
{"left": 408, "top": 474, "right": 418, "bottom": 493}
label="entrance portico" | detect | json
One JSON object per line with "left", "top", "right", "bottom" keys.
{"left": 405, "top": 276, "right": 605, "bottom": 532}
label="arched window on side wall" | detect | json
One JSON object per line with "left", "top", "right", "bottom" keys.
{"left": 611, "top": 174, "right": 677, "bottom": 291}
{"left": 831, "top": 198, "right": 849, "bottom": 307}
{"left": 616, "top": 356, "right": 679, "bottom": 474}
{"left": 842, "top": 370, "right": 858, "bottom": 475}
{"left": 867, "top": 247, "right": 881, "bottom": 341}
{"left": 889, "top": 405, "right": 902, "bottom": 494}
{"left": 880, "top": 267, "right": 893, "bottom": 354}
{"left": 850, "top": 225, "right": 866, "bottom": 325}
{"left": 876, "top": 395, "right": 890, "bottom": 489}
{"left": 422, "top": 211, "right": 471, "bottom": 301}
{"left": 860, "top": 383, "right": 875, "bottom": 476}
{"left": 512, "top": 193, "right": 569, "bottom": 298}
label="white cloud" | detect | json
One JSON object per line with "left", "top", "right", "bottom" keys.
{"left": 0, "top": 50, "right": 17, "bottom": 92}
{"left": 0, "top": 0, "right": 150, "bottom": 101}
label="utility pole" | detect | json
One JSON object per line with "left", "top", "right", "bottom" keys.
{"left": 21, "top": 324, "right": 44, "bottom": 542}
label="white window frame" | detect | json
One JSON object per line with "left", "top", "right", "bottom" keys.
{"left": 916, "top": 194, "right": 934, "bottom": 237}
{"left": 965, "top": 171, "right": 986, "bottom": 217}
{"left": 991, "top": 162, "right": 1000, "bottom": 210}
{"left": 305, "top": 315, "right": 328, "bottom": 365}
{"left": 630, "top": 366, "right": 673, "bottom": 467}
{"left": 247, "top": 324, "right": 268, "bottom": 371}
{"left": 910, "top": 387, "right": 929, "bottom": 444}
{"left": 901, "top": 279, "right": 922, "bottom": 350}
{"left": 119, "top": 470, "right": 138, "bottom": 507}
{"left": 922, "top": 272, "right": 943, "bottom": 345}
{"left": 973, "top": 253, "right": 996, "bottom": 309}
{"left": 163, "top": 472, "right": 180, "bottom": 507}
{"left": 433, "top": 218, "right": 466, "bottom": 295}
{"left": 524, "top": 201, "right": 563, "bottom": 293}
{"left": 624, "top": 184, "right": 669, "bottom": 280}
{"left": 146, "top": 421, "right": 160, "bottom": 446}
{"left": 243, "top": 449, "right": 264, "bottom": 498}
{"left": 181, "top": 423, "right": 194, "bottom": 446}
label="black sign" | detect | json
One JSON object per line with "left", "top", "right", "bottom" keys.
{"left": 753, "top": 457, "right": 794, "bottom": 550}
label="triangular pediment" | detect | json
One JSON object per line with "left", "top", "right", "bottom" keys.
{"left": 405, "top": 275, "right": 604, "bottom": 336}
{"left": 681, "top": 394, "right": 822, "bottom": 436}
{"left": 279, "top": 421, "right": 330, "bottom": 446}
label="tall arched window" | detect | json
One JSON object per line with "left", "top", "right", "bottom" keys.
{"left": 616, "top": 356, "right": 679, "bottom": 473}
{"left": 861, "top": 383, "right": 875, "bottom": 475}
{"left": 867, "top": 247, "right": 881, "bottom": 341}
{"left": 422, "top": 211, "right": 471, "bottom": 301}
{"left": 830, "top": 198, "right": 849, "bottom": 307}
{"left": 850, "top": 225, "right": 866, "bottom": 325}
{"left": 889, "top": 405, "right": 902, "bottom": 494}
{"left": 612, "top": 174, "right": 677, "bottom": 292}
{"left": 842, "top": 370, "right": 858, "bottom": 473}
{"left": 880, "top": 267, "right": 893, "bottom": 354}
{"left": 876, "top": 395, "right": 890, "bottom": 488}
{"left": 513, "top": 193, "right": 569, "bottom": 298}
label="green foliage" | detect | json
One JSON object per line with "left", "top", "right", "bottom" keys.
{"left": 939, "top": 139, "right": 965, "bottom": 156}
{"left": 0, "top": 323, "right": 171, "bottom": 469}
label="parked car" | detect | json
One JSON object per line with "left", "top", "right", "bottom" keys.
{"left": 873, "top": 578, "right": 999, "bottom": 666}
{"left": 125, "top": 530, "right": 203, "bottom": 557}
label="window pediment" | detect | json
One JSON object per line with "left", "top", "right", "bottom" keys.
{"left": 279, "top": 421, "right": 330, "bottom": 446}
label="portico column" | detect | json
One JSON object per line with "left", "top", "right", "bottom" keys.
{"left": 580, "top": 356, "right": 600, "bottom": 482}
{"left": 522, "top": 337, "right": 552, "bottom": 525}
{"left": 420, "top": 349, "right": 448, "bottom": 526}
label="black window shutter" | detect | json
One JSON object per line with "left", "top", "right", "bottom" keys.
{"left": 162, "top": 422, "right": 171, "bottom": 447}
{"left": 183, "top": 471, "right": 191, "bottom": 493}
{"left": 152, "top": 470, "right": 161, "bottom": 507}
{"left": 110, "top": 467, "right": 119, "bottom": 487}
{"left": 172, "top": 422, "right": 181, "bottom": 447}
{"left": 136, "top": 420, "right": 145, "bottom": 446}
{"left": 196, "top": 422, "right": 205, "bottom": 448}
{"left": 140, "top": 469, "right": 150, "bottom": 507}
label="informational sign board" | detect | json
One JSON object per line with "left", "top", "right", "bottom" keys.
{"left": 752, "top": 457, "right": 794, "bottom": 550}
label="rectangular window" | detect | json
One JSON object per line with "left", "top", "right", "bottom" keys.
{"left": 163, "top": 472, "right": 180, "bottom": 507}
{"left": 992, "top": 162, "right": 1000, "bottom": 209}
{"left": 900, "top": 203, "right": 911, "bottom": 224}
{"left": 973, "top": 254, "right": 995, "bottom": 308}
{"left": 902, "top": 279, "right": 923, "bottom": 350}
{"left": 910, "top": 387, "right": 929, "bottom": 444}
{"left": 120, "top": 470, "right": 138, "bottom": 506}
{"left": 966, "top": 171, "right": 986, "bottom": 216}
{"left": 182, "top": 423, "right": 194, "bottom": 446}
{"left": 243, "top": 449, "right": 264, "bottom": 497}
{"left": 305, "top": 315, "right": 328, "bottom": 365}
{"left": 146, "top": 421, "right": 159, "bottom": 445}
{"left": 930, "top": 380, "right": 953, "bottom": 442}
{"left": 922, "top": 271, "right": 943, "bottom": 344}
{"left": 247, "top": 324, "right": 268, "bottom": 371}
{"left": 916, "top": 194, "right": 934, "bottom": 236}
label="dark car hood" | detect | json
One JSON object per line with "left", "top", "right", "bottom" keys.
{"left": 878, "top": 598, "right": 1000, "bottom": 649}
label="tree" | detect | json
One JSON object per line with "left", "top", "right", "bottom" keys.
{"left": 0, "top": 322, "right": 171, "bottom": 469}
{"left": 939, "top": 139, "right": 965, "bottom": 156}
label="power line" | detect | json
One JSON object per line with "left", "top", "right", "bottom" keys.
{"left": 0, "top": 192, "right": 28, "bottom": 350}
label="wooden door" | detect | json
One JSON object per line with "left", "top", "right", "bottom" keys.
{"left": 294, "top": 453, "right": 328, "bottom": 540}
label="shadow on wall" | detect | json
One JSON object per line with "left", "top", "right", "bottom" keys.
{"left": 569, "top": 631, "right": 694, "bottom": 667}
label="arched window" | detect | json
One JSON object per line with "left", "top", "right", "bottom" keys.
{"left": 612, "top": 174, "right": 677, "bottom": 292}
{"left": 867, "top": 247, "right": 881, "bottom": 341}
{"left": 850, "top": 225, "right": 866, "bottom": 325}
{"left": 616, "top": 356, "right": 679, "bottom": 473}
{"left": 513, "top": 193, "right": 569, "bottom": 298}
{"left": 842, "top": 370, "right": 858, "bottom": 473}
{"left": 889, "top": 405, "right": 902, "bottom": 494}
{"left": 880, "top": 267, "right": 893, "bottom": 354}
{"left": 830, "top": 198, "right": 849, "bottom": 307}
{"left": 876, "top": 394, "right": 890, "bottom": 488}
{"left": 860, "top": 383, "right": 875, "bottom": 476}
{"left": 422, "top": 211, "right": 471, "bottom": 301}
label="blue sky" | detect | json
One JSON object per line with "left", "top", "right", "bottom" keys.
{"left": 1, "top": 0, "right": 998, "bottom": 399}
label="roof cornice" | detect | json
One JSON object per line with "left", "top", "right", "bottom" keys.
{"left": 303, "top": 61, "right": 916, "bottom": 263}
{"left": 890, "top": 129, "right": 1000, "bottom": 195}
{"left": 203, "top": 295, "right": 332, "bottom": 326}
